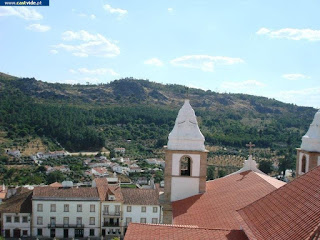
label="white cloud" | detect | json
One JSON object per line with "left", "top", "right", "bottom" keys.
{"left": 52, "top": 30, "right": 120, "bottom": 58}
{"left": 0, "top": 6, "right": 42, "bottom": 20}
{"left": 26, "top": 23, "right": 50, "bottom": 32}
{"left": 256, "top": 27, "right": 320, "bottom": 41}
{"left": 69, "top": 67, "right": 119, "bottom": 76}
{"left": 90, "top": 14, "right": 96, "bottom": 20}
{"left": 103, "top": 4, "right": 127, "bottom": 18}
{"left": 168, "top": 8, "right": 173, "bottom": 12}
{"left": 50, "top": 49, "right": 58, "bottom": 54}
{"left": 277, "top": 88, "right": 320, "bottom": 108}
{"left": 220, "top": 80, "right": 266, "bottom": 94}
{"left": 144, "top": 58, "right": 163, "bottom": 67}
{"left": 170, "top": 55, "right": 244, "bottom": 72}
{"left": 282, "top": 73, "right": 310, "bottom": 81}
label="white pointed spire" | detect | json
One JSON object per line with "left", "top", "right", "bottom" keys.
{"left": 167, "top": 100, "right": 205, "bottom": 151}
{"left": 301, "top": 109, "right": 320, "bottom": 152}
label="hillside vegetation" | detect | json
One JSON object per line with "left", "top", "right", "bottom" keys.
{"left": 0, "top": 73, "right": 315, "bottom": 166}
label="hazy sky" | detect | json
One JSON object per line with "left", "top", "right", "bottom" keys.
{"left": 0, "top": 0, "right": 319, "bottom": 108}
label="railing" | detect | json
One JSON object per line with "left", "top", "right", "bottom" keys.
{"left": 103, "top": 211, "right": 121, "bottom": 216}
{"left": 103, "top": 222, "right": 120, "bottom": 227}
{"left": 47, "top": 224, "right": 84, "bottom": 228}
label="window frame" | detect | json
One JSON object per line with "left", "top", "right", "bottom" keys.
{"left": 141, "top": 206, "right": 146, "bottom": 212}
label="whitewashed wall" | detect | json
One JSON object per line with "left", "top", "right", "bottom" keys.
{"left": 32, "top": 200, "right": 100, "bottom": 238}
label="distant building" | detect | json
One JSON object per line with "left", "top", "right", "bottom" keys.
{"left": 0, "top": 189, "right": 33, "bottom": 238}
{"left": 114, "top": 148, "right": 125, "bottom": 154}
{"left": 5, "top": 149, "right": 21, "bottom": 158}
{"left": 32, "top": 184, "right": 100, "bottom": 238}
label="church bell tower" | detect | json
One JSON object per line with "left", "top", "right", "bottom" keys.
{"left": 296, "top": 109, "right": 320, "bottom": 177}
{"left": 162, "top": 100, "right": 208, "bottom": 224}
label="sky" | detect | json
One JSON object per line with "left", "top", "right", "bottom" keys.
{"left": 0, "top": 0, "right": 320, "bottom": 108}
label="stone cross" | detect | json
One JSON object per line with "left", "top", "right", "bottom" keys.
{"left": 246, "top": 142, "right": 255, "bottom": 155}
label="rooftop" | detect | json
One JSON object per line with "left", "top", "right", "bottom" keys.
{"left": 0, "top": 189, "right": 32, "bottom": 213}
{"left": 124, "top": 223, "right": 248, "bottom": 240}
{"left": 121, "top": 188, "right": 159, "bottom": 205}
{"left": 172, "top": 170, "right": 285, "bottom": 230}
{"left": 238, "top": 165, "right": 320, "bottom": 240}
{"left": 33, "top": 186, "right": 100, "bottom": 200}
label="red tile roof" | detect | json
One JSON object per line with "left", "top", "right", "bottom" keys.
{"left": 124, "top": 223, "right": 248, "bottom": 240}
{"left": 172, "top": 171, "right": 285, "bottom": 230}
{"left": 94, "top": 178, "right": 123, "bottom": 202}
{"left": 33, "top": 186, "right": 99, "bottom": 200}
{"left": 49, "top": 182, "right": 62, "bottom": 187}
{"left": 0, "top": 190, "right": 32, "bottom": 213}
{"left": 121, "top": 188, "right": 159, "bottom": 205}
{"left": 238, "top": 165, "right": 320, "bottom": 240}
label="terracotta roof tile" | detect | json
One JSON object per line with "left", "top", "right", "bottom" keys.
{"left": 121, "top": 188, "right": 159, "bottom": 205}
{"left": 49, "top": 182, "right": 62, "bottom": 187}
{"left": 0, "top": 190, "right": 32, "bottom": 213}
{"left": 33, "top": 186, "right": 99, "bottom": 200}
{"left": 124, "top": 223, "right": 248, "bottom": 240}
{"left": 172, "top": 171, "right": 285, "bottom": 230}
{"left": 238, "top": 165, "right": 320, "bottom": 240}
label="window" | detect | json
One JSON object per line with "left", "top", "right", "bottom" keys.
{"left": 14, "top": 216, "right": 19, "bottom": 223}
{"left": 76, "top": 217, "right": 82, "bottom": 225}
{"left": 22, "top": 230, "right": 28, "bottom": 236}
{"left": 180, "top": 156, "right": 191, "bottom": 176}
{"left": 50, "top": 217, "right": 56, "bottom": 226}
{"left": 127, "top": 206, "right": 132, "bottom": 212}
{"left": 50, "top": 204, "right": 56, "bottom": 212}
{"left": 89, "top": 217, "right": 95, "bottom": 225}
{"left": 104, "top": 205, "right": 109, "bottom": 214}
{"left": 301, "top": 155, "right": 307, "bottom": 173}
{"left": 77, "top": 204, "right": 82, "bottom": 212}
{"left": 126, "top": 217, "right": 132, "bottom": 226}
{"left": 64, "top": 204, "right": 69, "bottom": 212}
{"left": 115, "top": 205, "right": 120, "bottom": 214}
{"left": 63, "top": 217, "right": 69, "bottom": 225}
{"left": 140, "top": 218, "right": 146, "bottom": 223}
{"left": 141, "top": 206, "right": 146, "bottom": 212}
{"left": 90, "top": 229, "right": 95, "bottom": 236}
{"left": 153, "top": 207, "right": 158, "bottom": 213}
{"left": 37, "top": 229, "right": 42, "bottom": 236}
{"left": 50, "top": 229, "right": 55, "bottom": 238}
{"left": 90, "top": 204, "right": 95, "bottom": 212}
{"left": 6, "top": 216, "right": 12, "bottom": 223}
{"left": 22, "top": 216, "right": 28, "bottom": 223}
{"left": 37, "top": 217, "right": 43, "bottom": 225}
{"left": 152, "top": 218, "right": 158, "bottom": 224}
{"left": 37, "top": 204, "right": 43, "bottom": 212}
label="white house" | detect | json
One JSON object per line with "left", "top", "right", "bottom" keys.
{"left": 5, "top": 149, "right": 21, "bottom": 158}
{"left": 91, "top": 167, "right": 109, "bottom": 177}
{"left": 0, "top": 189, "right": 32, "bottom": 238}
{"left": 32, "top": 183, "right": 100, "bottom": 239}
{"left": 93, "top": 178, "right": 123, "bottom": 238}
{"left": 114, "top": 148, "right": 126, "bottom": 154}
{"left": 121, "top": 188, "right": 161, "bottom": 233}
{"left": 129, "top": 164, "right": 142, "bottom": 173}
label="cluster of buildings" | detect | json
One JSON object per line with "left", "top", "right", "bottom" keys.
{"left": 2, "top": 100, "right": 320, "bottom": 239}
{"left": 0, "top": 178, "right": 160, "bottom": 239}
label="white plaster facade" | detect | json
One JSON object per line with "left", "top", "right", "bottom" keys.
{"left": 32, "top": 200, "right": 100, "bottom": 238}
{"left": 2, "top": 213, "right": 31, "bottom": 238}
{"left": 122, "top": 205, "right": 161, "bottom": 227}
{"left": 101, "top": 201, "right": 122, "bottom": 236}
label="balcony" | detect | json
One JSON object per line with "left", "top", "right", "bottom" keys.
{"left": 47, "top": 224, "right": 84, "bottom": 228}
{"left": 103, "top": 211, "right": 121, "bottom": 216}
{"left": 103, "top": 222, "right": 120, "bottom": 227}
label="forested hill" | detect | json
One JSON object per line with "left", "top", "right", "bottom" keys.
{"left": 0, "top": 72, "right": 316, "bottom": 155}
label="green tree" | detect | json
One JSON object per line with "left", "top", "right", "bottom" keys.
{"left": 46, "top": 171, "right": 65, "bottom": 184}
{"left": 258, "top": 160, "right": 273, "bottom": 174}
{"left": 207, "top": 166, "right": 215, "bottom": 180}
{"left": 218, "top": 169, "right": 226, "bottom": 178}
